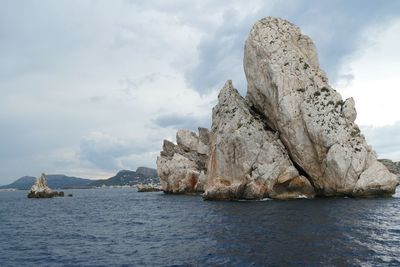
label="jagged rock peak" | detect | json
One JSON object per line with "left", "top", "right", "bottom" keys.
{"left": 204, "top": 80, "right": 315, "bottom": 200}
{"left": 244, "top": 16, "right": 397, "bottom": 196}
{"left": 30, "top": 173, "right": 52, "bottom": 193}
{"left": 157, "top": 127, "right": 210, "bottom": 194}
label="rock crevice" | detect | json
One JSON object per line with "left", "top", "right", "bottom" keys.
{"left": 203, "top": 80, "right": 314, "bottom": 200}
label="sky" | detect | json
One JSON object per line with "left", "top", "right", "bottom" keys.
{"left": 1, "top": 0, "right": 400, "bottom": 184}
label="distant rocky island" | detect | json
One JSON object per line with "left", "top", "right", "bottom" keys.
{"left": 0, "top": 167, "right": 159, "bottom": 190}
{"left": 157, "top": 17, "right": 399, "bottom": 200}
{"left": 27, "top": 173, "right": 65, "bottom": 198}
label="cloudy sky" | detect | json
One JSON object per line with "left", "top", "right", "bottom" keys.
{"left": 1, "top": 0, "right": 399, "bottom": 184}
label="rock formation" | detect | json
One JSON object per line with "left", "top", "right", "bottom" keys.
{"left": 204, "top": 81, "right": 314, "bottom": 200}
{"left": 155, "top": 16, "right": 398, "bottom": 199}
{"left": 27, "top": 173, "right": 64, "bottom": 198}
{"left": 244, "top": 17, "right": 397, "bottom": 197}
{"left": 379, "top": 159, "right": 400, "bottom": 183}
{"left": 137, "top": 183, "right": 163, "bottom": 192}
{"left": 157, "top": 128, "right": 209, "bottom": 194}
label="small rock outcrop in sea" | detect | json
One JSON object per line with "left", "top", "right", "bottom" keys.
{"left": 157, "top": 128, "right": 210, "bottom": 194}
{"left": 204, "top": 81, "right": 314, "bottom": 200}
{"left": 136, "top": 183, "right": 163, "bottom": 192}
{"left": 155, "top": 16, "right": 398, "bottom": 199}
{"left": 27, "top": 173, "right": 64, "bottom": 198}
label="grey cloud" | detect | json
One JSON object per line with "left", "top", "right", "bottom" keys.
{"left": 336, "top": 73, "right": 355, "bottom": 87}
{"left": 184, "top": 8, "right": 257, "bottom": 94}
{"left": 362, "top": 122, "right": 400, "bottom": 160}
{"left": 153, "top": 113, "right": 211, "bottom": 131}
{"left": 79, "top": 132, "right": 160, "bottom": 171}
{"left": 79, "top": 135, "right": 130, "bottom": 170}
{"left": 184, "top": 0, "right": 400, "bottom": 94}
{"left": 120, "top": 73, "right": 172, "bottom": 95}
{"left": 0, "top": 1, "right": 92, "bottom": 82}
{"left": 79, "top": 133, "right": 159, "bottom": 172}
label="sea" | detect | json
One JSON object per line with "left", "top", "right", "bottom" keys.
{"left": 0, "top": 188, "right": 399, "bottom": 266}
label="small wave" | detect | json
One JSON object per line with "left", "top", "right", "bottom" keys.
{"left": 393, "top": 186, "right": 400, "bottom": 198}
{"left": 237, "top": 197, "right": 272, "bottom": 202}
{"left": 296, "top": 194, "right": 309, "bottom": 199}
{"left": 0, "top": 189, "right": 18, "bottom": 192}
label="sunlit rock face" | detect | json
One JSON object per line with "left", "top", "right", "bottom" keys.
{"left": 27, "top": 173, "right": 64, "bottom": 198}
{"left": 156, "top": 128, "right": 209, "bottom": 194}
{"left": 203, "top": 81, "right": 314, "bottom": 200}
{"left": 244, "top": 17, "right": 397, "bottom": 197}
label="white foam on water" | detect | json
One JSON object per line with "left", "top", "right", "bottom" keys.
{"left": 393, "top": 186, "right": 400, "bottom": 198}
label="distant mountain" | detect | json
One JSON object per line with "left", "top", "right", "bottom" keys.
{"left": 136, "top": 167, "right": 158, "bottom": 178}
{"left": 89, "top": 167, "right": 159, "bottom": 187}
{"left": 0, "top": 175, "right": 93, "bottom": 190}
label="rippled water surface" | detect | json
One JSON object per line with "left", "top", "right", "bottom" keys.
{"left": 1, "top": 188, "right": 400, "bottom": 266}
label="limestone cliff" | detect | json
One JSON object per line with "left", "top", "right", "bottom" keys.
{"left": 155, "top": 16, "right": 397, "bottom": 199}
{"left": 244, "top": 17, "right": 397, "bottom": 197}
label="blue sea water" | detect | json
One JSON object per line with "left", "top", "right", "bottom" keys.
{"left": 0, "top": 188, "right": 400, "bottom": 266}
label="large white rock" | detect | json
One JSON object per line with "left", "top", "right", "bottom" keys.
{"left": 244, "top": 17, "right": 397, "bottom": 196}
{"left": 157, "top": 128, "right": 209, "bottom": 194}
{"left": 30, "top": 173, "right": 52, "bottom": 193}
{"left": 203, "top": 81, "right": 314, "bottom": 200}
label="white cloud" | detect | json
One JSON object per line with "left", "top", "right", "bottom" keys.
{"left": 334, "top": 18, "right": 400, "bottom": 161}
{"left": 0, "top": 1, "right": 219, "bottom": 182}
{"left": 361, "top": 123, "right": 400, "bottom": 161}
{"left": 336, "top": 18, "right": 400, "bottom": 127}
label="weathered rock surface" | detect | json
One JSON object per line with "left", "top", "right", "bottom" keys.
{"left": 244, "top": 17, "right": 397, "bottom": 197}
{"left": 204, "top": 81, "right": 314, "bottom": 200}
{"left": 379, "top": 159, "right": 400, "bottom": 184}
{"left": 27, "top": 173, "right": 64, "bottom": 198}
{"left": 136, "top": 183, "right": 163, "bottom": 192}
{"left": 157, "top": 128, "right": 209, "bottom": 194}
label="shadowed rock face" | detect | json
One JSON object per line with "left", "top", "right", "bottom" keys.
{"left": 203, "top": 81, "right": 314, "bottom": 200}
{"left": 244, "top": 17, "right": 397, "bottom": 197}
{"left": 157, "top": 128, "right": 209, "bottom": 194}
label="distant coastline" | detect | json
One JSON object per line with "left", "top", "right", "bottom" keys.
{"left": 0, "top": 167, "right": 159, "bottom": 190}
